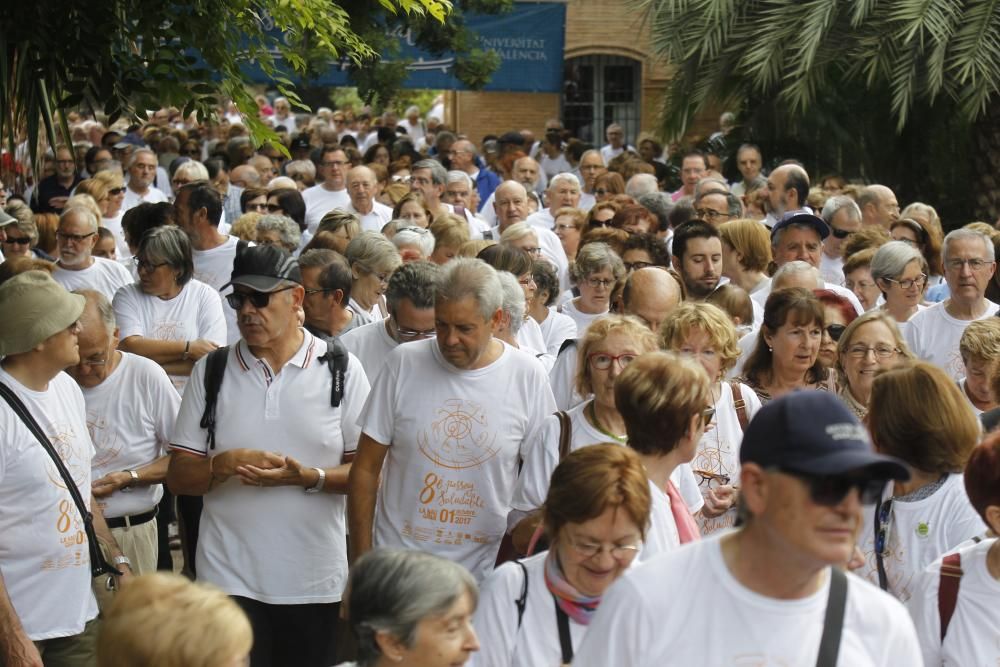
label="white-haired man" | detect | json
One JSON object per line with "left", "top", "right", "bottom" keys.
{"left": 52, "top": 206, "right": 133, "bottom": 302}
{"left": 122, "top": 148, "right": 169, "bottom": 212}
{"left": 525, "top": 172, "right": 581, "bottom": 230}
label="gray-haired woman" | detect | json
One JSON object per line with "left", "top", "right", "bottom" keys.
{"left": 558, "top": 242, "right": 625, "bottom": 333}
{"left": 335, "top": 549, "right": 480, "bottom": 667}
{"left": 113, "top": 226, "right": 226, "bottom": 393}
{"left": 871, "top": 240, "right": 929, "bottom": 338}
{"left": 345, "top": 231, "right": 402, "bottom": 321}
{"left": 255, "top": 214, "right": 301, "bottom": 253}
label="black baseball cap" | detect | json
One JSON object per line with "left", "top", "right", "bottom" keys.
{"left": 223, "top": 245, "right": 301, "bottom": 292}
{"left": 771, "top": 211, "right": 830, "bottom": 241}
{"left": 740, "top": 391, "right": 909, "bottom": 481}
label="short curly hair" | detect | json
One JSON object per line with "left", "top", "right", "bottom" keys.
{"left": 658, "top": 301, "right": 741, "bottom": 375}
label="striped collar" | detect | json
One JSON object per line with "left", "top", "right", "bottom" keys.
{"left": 234, "top": 329, "right": 318, "bottom": 382}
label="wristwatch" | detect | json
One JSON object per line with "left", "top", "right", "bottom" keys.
{"left": 120, "top": 469, "right": 139, "bottom": 492}
{"left": 305, "top": 467, "right": 325, "bottom": 494}
{"left": 113, "top": 555, "right": 132, "bottom": 570}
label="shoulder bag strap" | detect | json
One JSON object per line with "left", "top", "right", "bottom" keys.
{"left": 815, "top": 567, "right": 848, "bottom": 667}
{"left": 321, "top": 338, "right": 349, "bottom": 408}
{"left": 938, "top": 552, "right": 963, "bottom": 641}
{"left": 553, "top": 597, "right": 574, "bottom": 664}
{"left": 728, "top": 380, "right": 749, "bottom": 432}
{"left": 0, "top": 381, "right": 120, "bottom": 578}
{"left": 556, "top": 410, "right": 572, "bottom": 461}
{"left": 873, "top": 497, "right": 889, "bottom": 590}
{"left": 515, "top": 560, "right": 529, "bottom": 630}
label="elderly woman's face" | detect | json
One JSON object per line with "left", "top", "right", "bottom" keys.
{"left": 136, "top": 254, "right": 179, "bottom": 298}
{"left": 818, "top": 305, "right": 848, "bottom": 369}
{"left": 764, "top": 315, "right": 822, "bottom": 376}
{"left": 392, "top": 590, "right": 479, "bottom": 666}
{"left": 587, "top": 330, "right": 644, "bottom": 411}
{"left": 845, "top": 267, "right": 880, "bottom": 311}
{"left": 840, "top": 320, "right": 900, "bottom": 404}
{"left": 880, "top": 259, "right": 926, "bottom": 310}
{"left": 577, "top": 266, "right": 616, "bottom": 313}
{"left": 555, "top": 505, "right": 642, "bottom": 598}
{"left": 1, "top": 226, "right": 33, "bottom": 258}
{"left": 399, "top": 200, "right": 430, "bottom": 228}
{"left": 676, "top": 326, "right": 723, "bottom": 382}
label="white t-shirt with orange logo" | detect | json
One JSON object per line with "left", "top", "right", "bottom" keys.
{"left": 359, "top": 339, "right": 556, "bottom": 581}
{"left": 0, "top": 369, "right": 99, "bottom": 640}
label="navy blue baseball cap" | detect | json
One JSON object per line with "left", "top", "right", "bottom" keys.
{"left": 740, "top": 391, "right": 909, "bottom": 480}
{"left": 771, "top": 210, "right": 830, "bottom": 241}
{"left": 223, "top": 245, "right": 301, "bottom": 292}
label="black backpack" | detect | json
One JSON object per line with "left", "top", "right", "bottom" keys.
{"left": 199, "top": 338, "right": 349, "bottom": 449}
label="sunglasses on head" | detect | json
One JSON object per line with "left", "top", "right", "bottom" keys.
{"left": 226, "top": 286, "right": 295, "bottom": 310}
{"left": 777, "top": 468, "right": 886, "bottom": 506}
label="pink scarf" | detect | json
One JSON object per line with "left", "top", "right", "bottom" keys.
{"left": 544, "top": 550, "right": 602, "bottom": 625}
{"left": 666, "top": 479, "right": 701, "bottom": 544}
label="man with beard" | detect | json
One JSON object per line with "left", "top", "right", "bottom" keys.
{"left": 671, "top": 220, "right": 723, "bottom": 301}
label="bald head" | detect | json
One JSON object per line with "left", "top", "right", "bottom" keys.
{"left": 622, "top": 267, "right": 682, "bottom": 333}
{"left": 494, "top": 180, "right": 529, "bottom": 230}
{"left": 347, "top": 165, "right": 377, "bottom": 213}
{"left": 230, "top": 164, "right": 261, "bottom": 189}
{"left": 858, "top": 184, "right": 899, "bottom": 228}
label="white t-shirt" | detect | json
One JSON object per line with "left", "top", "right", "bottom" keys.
{"left": 82, "top": 353, "right": 180, "bottom": 518}
{"left": 102, "top": 213, "right": 130, "bottom": 260}
{"left": 0, "top": 369, "right": 99, "bottom": 640}
{"left": 471, "top": 552, "right": 588, "bottom": 667}
{"left": 348, "top": 200, "right": 394, "bottom": 233}
{"left": 340, "top": 320, "right": 397, "bottom": 385}
{"left": 121, "top": 185, "right": 168, "bottom": 212}
{"left": 170, "top": 332, "right": 370, "bottom": 603}
{"left": 548, "top": 339, "right": 586, "bottom": 412}
{"left": 537, "top": 307, "right": 577, "bottom": 357}
{"left": 53, "top": 256, "right": 133, "bottom": 303}
{"left": 906, "top": 537, "right": 1000, "bottom": 667}
{"left": 348, "top": 297, "right": 383, "bottom": 323}
{"left": 302, "top": 184, "right": 350, "bottom": 234}
{"left": 820, "top": 250, "right": 845, "bottom": 286}
{"left": 572, "top": 535, "right": 923, "bottom": 667}
{"left": 515, "top": 317, "right": 553, "bottom": 371}
{"left": 191, "top": 236, "right": 244, "bottom": 344}
{"left": 113, "top": 280, "right": 227, "bottom": 394}
{"left": 358, "top": 339, "right": 556, "bottom": 581}
{"left": 904, "top": 300, "right": 1000, "bottom": 380}
{"left": 695, "top": 381, "right": 762, "bottom": 535}
{"left": 538, "top": 153, "right": 573, "bottom": 179}
{"left": 510, "top": 401, "right": 704, "bottom": 522}
{"left": 857, "top": 474, "right": 987, "bottom": 602}
{"left": 525, "top": 208, "right": 555, "bottom": 232}
{"left": 558, "top": 299, "right": 608, "bottom": 335}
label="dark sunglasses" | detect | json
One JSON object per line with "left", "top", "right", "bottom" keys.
{"left": 826, "top": 323, "right": 846, "bottom": 341}
{"left": 779, "top": 468, "right": 886, "bottom": 506}
{"left": 2, "top": 237, "right": 31, "bottom": 246}
{"left": 108, "top": 187, "right": 127, "bottom": 195}
{"left": 226, "top": 286, "right": 295, "bottom": 310}
{"left": 830, "top": 227, "right": 852, "bottom": 239}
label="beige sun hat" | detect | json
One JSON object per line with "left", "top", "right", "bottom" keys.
{"left": 0, "top": 271, "right": 86, "bottom": 356}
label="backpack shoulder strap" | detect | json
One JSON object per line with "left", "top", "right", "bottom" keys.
{"left": 938, "top": 552, "right": 963, "bottom": 641}
{"left": 555, "top": 410, "right": 572, "bottom": 461}
{"left": 815, "top": 566, "right": 848, "bottom": 667}
{"left": 558, "top": 337, "right": 578, "bottom": 356}
{"left": 319, "top": 337, "right": 349, "bottom": 407}
{"left": 199, "top": 346, "right": 231, "bottom": 450}
{"left": 729, "top": 380, "right": 749, "bottom": 432}
{"left": 514, "top": 560, "right": 529, "bottom": 630}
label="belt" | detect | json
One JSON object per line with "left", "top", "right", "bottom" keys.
{"left": 106, "top": 507, "right": 158, "bottom": 529}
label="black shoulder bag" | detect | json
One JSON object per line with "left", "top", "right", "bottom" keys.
{"left": 0, "top": 381, "right": 120, "bottom": 578}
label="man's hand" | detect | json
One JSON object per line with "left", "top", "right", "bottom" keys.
{"left": 700, "top": 485, "right": 737, "bottom": 519}
{"left": 187, "top": 338, "right": 219, "bottom": 361}
{"left": 211, "top": 449, "right": 285, "bottom": 484}
{"left": 91, "top": 471, "right": 132, "bottom": 498}
{"left": 1, "top": 630, "right": 43, "bottom": 667}
{"left": 236, "top": 455, "right": 314, "bottom": 488}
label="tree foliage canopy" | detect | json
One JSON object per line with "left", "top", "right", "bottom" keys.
{"left": 1, "top": 0, "right": 507, "bottom": 163}
{"left": 641, "top": 0, "right": 1000, "bottom": 139}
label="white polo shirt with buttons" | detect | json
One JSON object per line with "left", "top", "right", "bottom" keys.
{"left": 170, "top": 329, "right": 370, "bottom": 604}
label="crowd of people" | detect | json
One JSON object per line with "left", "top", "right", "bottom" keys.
{"left": 1, "top": 98, "right": 999, "bottom": 667}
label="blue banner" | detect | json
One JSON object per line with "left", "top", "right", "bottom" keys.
{"left": 242, "top": 2, "right": 566, "bottom": 93}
